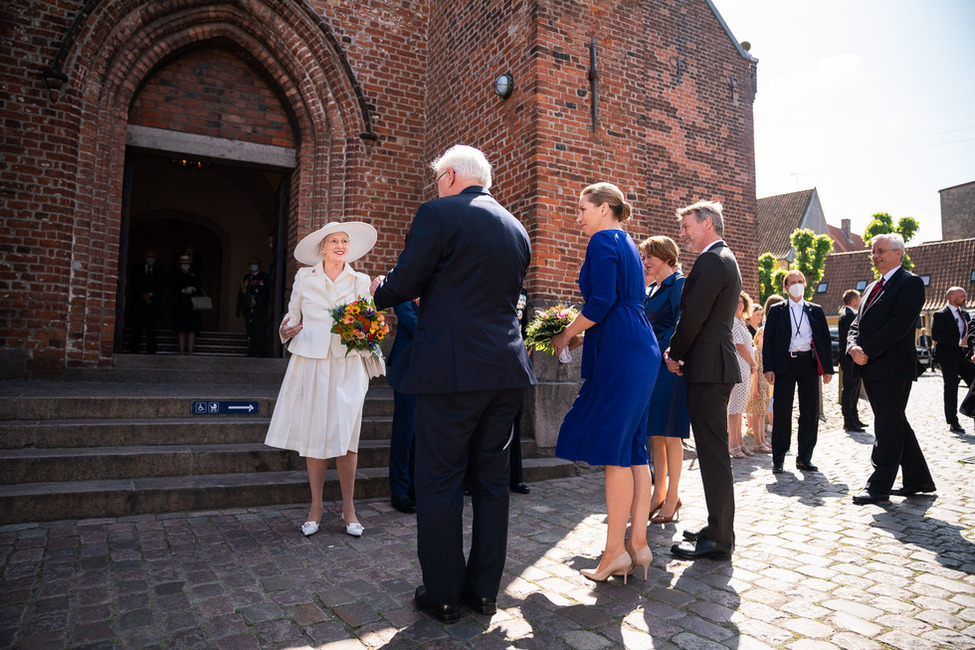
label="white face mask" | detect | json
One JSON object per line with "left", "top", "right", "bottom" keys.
{"left": 145, "top": 257, "right": 155, "bottom": 266}
{"left": 180, "top": 264, "right": 191, "bottom": 272}
{"left": 249, "top": 264, "right": 259, "bottom": 273}
{"left": 788, "top": 283, "right": 805, "bottom": 299}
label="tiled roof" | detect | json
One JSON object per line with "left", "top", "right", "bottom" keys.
{"left": 827, "top": 223, "right": 865, "bottom": 253}
{"left": 756, "top": 189, "right": 815, "bottom": 258}
{"left": 815, "top": 237, "right": 975, "bottom": 315}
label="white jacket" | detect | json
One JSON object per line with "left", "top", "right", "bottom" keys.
{"left": 280, "top": 262, "right": 375, "bottom": 360}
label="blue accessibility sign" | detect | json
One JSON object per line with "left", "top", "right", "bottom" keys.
{"left": 191, "top": 400, "right": 260, "bottom": 415}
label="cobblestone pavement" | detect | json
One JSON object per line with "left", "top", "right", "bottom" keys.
{"left": 2, "top": 372, "right": 974, "bottom": 649}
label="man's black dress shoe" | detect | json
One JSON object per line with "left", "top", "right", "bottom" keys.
{"left": 852, "top": 491, "right": 890, "bottom": 505}
{"left": 460, "top": 590, "right": 497, "bottom": 615}
{"left": 391, "top": 493, "right": 417, "bottom": 514}
{"left": 844, "top": 423, "right": 865, "bottom": 432}
{"left": 855, "top": 421, "right": 868, "bottom": 429}
{"left": 671, "top": 538, "right": 733, "bottom": 561}
{"left": 795, "top": 460, "right": 818, "bottom": 472}
{"left": 771, "top": 463, "right": 784, "bottom": 474}
{"left": 949, "top": 422, "right": 966, "bottom": 434}
{"left": 510, "top": 482, "right": 531, "bottom": 494}
{"left": 414, "top": 586, "right": 460, "bottom": 624}
{"left": 682, "top": 528, "right": 704, "bottom": 542}
{"left": 890, "top": 485, "right": 936, "bottom": 497}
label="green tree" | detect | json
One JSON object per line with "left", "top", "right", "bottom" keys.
{"left": 757, "top": 253, "right": 777, "bottom": 304}
{"left": 863, "top": 212, "right": 919, "bottom": 273}
{"left": 790, "top": 228, "right": 833, "bottom": 300}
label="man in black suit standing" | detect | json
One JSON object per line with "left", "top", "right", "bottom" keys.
{"left": 932, "top": 287, "right": 974, "bottom": 434}
{"left": 848, "top": 233, "right": 935, "bottom": 504}
{"left": 129, "top": 249, "right": 163, "bottom": 354}
{"left": 371, "top": 145, "right": 536, "bottom": 622}
{"left": 763, "top": 271, "right": 834, "bottom": 473}
{"left": 838, "top": 289, "right": 866, "bottom": 431}
{"left": 665, "top": 200, "right": 741, "bottom": 561}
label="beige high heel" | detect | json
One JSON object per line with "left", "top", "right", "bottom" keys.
{"left": 581, "top": 551, "right": 634, "bottom": 584}
{"left": 631, "top": 546, "right": 653, "bottom": 580}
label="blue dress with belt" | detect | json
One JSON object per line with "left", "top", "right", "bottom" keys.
{"left": 556, "top": 229, "right": 659, "bottom": 467}
{"left": 644, "top": 271, "right": 691, "bottom": 439}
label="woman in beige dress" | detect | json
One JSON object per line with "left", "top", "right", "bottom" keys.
{"left": 265, "top": 222, "right": 384, "bottom": 537}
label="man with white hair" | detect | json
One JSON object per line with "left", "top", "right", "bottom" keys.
{"left": 932, "top": 286, "right": 974, "bottom": 433}
{"left": 371, "top": 145, "right": 536, "bottom": 623}
{"left": 847, "top": 233, "right": 935, "bottom": 504}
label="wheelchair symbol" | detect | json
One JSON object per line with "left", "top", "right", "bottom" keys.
{"left": 194, "top": 402, "right": 207, "bottom": 414}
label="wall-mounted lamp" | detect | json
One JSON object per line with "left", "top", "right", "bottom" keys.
{"left": 494, "top": 73, "right": 514, "bottom": 99}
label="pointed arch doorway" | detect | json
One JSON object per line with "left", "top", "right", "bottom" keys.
{"left": 116, "top": 146, "right": 292, "bottom": 357}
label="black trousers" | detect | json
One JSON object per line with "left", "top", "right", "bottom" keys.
{"left": 130, "top": 302, "right": 158, "bottom": 354}
{"left": 771, "top": 355, "right": 820, "bottom": 465}
{"left": 840, "top": 360, "right": 863, "bottom": 426}
{"left": 862, "top": 378, "right": 934, "bottom": 493}
{"left": 685, "top": 382, "right": 735, "bottom": 545}
{"left": 939, "top": 354, "right": 975, "bottom": 425}
{"left": 414, "top": 388, "right": 521, "bottom": 605}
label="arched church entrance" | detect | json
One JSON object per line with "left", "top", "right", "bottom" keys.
{"left": 58, "top": 0, "right": 374, "bottom": 368}
{"left": 117, "top": 149, "right": 290, "bottom": 356}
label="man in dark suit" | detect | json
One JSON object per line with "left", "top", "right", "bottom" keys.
{"left": 129, "top": 249, "right": 163, "bottom": 354}
{"left": 848, "top": 233, "right": 935, "bottom": 504}
{"left": 370, "top": 145, "right": 536, "bottom": 623}
{"left": 665, "top": 200, "right": 741, "bottom": 561}
{"left": 388, "top": 299, "right": 419, "bottom": 513}
{"left": 932, "top": 287, "right": 974, "bottom": 434}
{"left": 838, "top": 289, "right": 866, "bottom": 431}
{"left": 763, "top": 271, "right": 834, "bottom": 473}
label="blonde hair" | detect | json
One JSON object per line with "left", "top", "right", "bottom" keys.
{"left": 638, "top": 235, "right": 680, "bottom": 267}
{"left": 581, "top": 182, "right": 633, "bottom": 222}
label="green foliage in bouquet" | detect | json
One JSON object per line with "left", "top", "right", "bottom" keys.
{"left": 524, "top": 305, "right": 579, "bottom": 355}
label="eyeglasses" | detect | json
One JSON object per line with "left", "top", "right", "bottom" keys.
{"left": 432, "top": 169, "right": 449, "bottom": 188}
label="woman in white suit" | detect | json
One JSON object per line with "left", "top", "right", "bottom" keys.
{"left": 265, "top": 221, "right": 383, "bottom": 537}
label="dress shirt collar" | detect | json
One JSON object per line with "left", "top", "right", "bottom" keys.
{"left": 879, "top": 265, "right": 900, "bottom": 284}
{"left": 701, "top": 239, "right": 725, "bottom": 254}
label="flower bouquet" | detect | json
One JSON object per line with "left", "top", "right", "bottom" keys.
{"left": 330, "top": 297, "right": 389, "bottom": 358}
{"left": 524, "top": 305, "right": 579, "bottom": 362}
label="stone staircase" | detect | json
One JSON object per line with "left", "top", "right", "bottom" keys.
{"left": 0, "top": 355, "right": 575, "bottom": 524}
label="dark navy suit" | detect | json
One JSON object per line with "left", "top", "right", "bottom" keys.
{"left": 847, "top": 267, "right": 934, "bottom": 494}
{"left": 838, "top": 305, "right": 863, "bottom": 428}
{"left": 388, "top": 300, "right": 418, "bottom": 500}
{"left": 373, "top": 186, "right": 536, "bottom": 606}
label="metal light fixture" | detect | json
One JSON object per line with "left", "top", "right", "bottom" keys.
{"left": 493, "top": 73, "right": 514, "bottom": 99}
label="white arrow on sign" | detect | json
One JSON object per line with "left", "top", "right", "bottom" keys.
{"left": 228, "top": 404, "right": 256, "bottom": 412}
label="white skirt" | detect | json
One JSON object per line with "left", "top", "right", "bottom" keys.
{"left": 264, "top": 353, "right": 369, "bottom": 459}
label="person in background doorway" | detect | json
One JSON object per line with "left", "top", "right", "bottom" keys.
{"left": 236, "top": 256, "right": 271, "bottom": 357}
{"left": 172, "top": 254, "right": 203, "bottom": 355}
{"left": 130, "top": 249, "right": 162, "bottom": 354}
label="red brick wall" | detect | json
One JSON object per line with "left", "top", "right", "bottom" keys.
{"left": 129, "top": 45, "right": 295, "bottom": 148}
{"left": 0, "top": 0, "right": 756, "bottom": 375}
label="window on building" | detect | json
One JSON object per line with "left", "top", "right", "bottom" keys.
{"left": 816, "top": 282, "right": 827, "bottom": 293}
{"left": 920, "top": 275, "right": 931, "bottom": 286}
{"left": 856, "top": 280, "right": 867, "bottom": 291}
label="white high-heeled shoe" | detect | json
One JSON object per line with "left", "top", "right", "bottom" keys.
{"left": 301, "top": 521, "right": 319, "bottom": 537}
{"left": 344, "top": 520, "right": 364, "bottom": 537}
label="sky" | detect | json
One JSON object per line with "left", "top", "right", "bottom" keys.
{"left": 712, "top": 0, "right": 975, "bottom": 244}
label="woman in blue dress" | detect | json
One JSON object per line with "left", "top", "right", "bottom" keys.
{"left": 639, "top": 236, "right": 690, "bottom": 525}
{"left": 552, "top": 182, "right": 659, "bottom": 583}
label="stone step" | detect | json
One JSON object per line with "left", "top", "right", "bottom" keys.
{"left": 0, "top": 438, "right": 540, "bottom": 484}
{"left": 0, "top": 416, "right": 394, "bottom": 449}
{"left": 121, "top": 330, "right": 251, "bottom": 356}
{"left": 0, "top": 458, "right": 576, "bottom": 524}
{"left": 0, "top": 390, "right": 393, "bottom": 420}
{"left": 64, "top": 353, "right": 289, "bottom": 384}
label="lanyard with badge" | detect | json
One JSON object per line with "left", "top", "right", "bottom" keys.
{"left": 790, "top": 303, "right": 805, "bottom": 337}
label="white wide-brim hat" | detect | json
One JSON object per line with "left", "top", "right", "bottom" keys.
{"left": 294, "top": 221, "right": 378, "bottom": 266}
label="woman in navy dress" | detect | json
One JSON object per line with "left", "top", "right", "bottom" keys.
{"left": 552, "top": 182, "right": 659, "bottom": 583}
{"left": 639, "top": 236, "right": 689, "bottom": 525}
